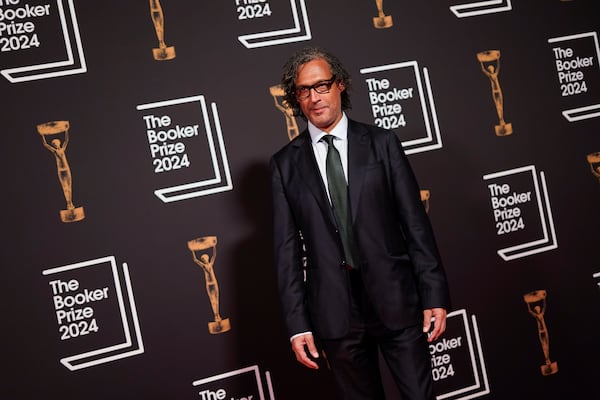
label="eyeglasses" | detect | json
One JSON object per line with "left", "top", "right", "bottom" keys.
{"left": 295, "top": 77, "right": 337, "bottom": 100}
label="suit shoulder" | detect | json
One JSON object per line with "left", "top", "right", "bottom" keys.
{"left": 270, "top": 132, "right": 306, "bottom": 162}
{"left": 349, "top": 119, "right": 397, "bottom": 141}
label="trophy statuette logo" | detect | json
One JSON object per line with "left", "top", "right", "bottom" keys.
{"left": 270, "top": 84, "right": 300, "bottom": 141}
{"left": 587, "top": 152, "right": 600, "bottom": 182}
{"left": 420, "top": 189, "right": 430, "bottom": 213}
{"left": 523, "top": 290, "right": 558, "bottom": 376}
{"left": 37, "top": 120, "right": 85, "bottom": 223}
{"left": 188, "top": 236, "right": 231, "bottom": 334}
{"left": 372, "top": 0, "right": 393, "bottom": 29}
{"left": 149, "top": 0, "right": 176, "bottom": 60}
{"left": 477, "top": 50, "right": 513, "bottom": 136}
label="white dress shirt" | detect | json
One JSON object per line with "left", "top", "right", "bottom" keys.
{"left": 307, "top": 113, "right": 350, "bottom": 203}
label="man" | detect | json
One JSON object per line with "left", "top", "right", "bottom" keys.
{"left": 270, "top": 47, "right": 451, "bottom": 400}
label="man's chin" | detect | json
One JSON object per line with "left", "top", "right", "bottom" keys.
{"left": 309, "top": 112, "right": 328, "bottom": 124}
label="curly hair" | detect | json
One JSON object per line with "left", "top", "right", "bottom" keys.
{"left": 281, "top": 47, "right": 352, "bottom": 118}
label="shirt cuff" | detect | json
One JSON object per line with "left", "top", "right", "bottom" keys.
{"left": 290, "top": 331, "right": 312, "bottom": 343}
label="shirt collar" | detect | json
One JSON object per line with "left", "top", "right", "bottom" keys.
{"left": 308, "top": 113, "right": 348, "bottom": 144}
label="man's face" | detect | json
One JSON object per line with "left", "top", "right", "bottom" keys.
{"left": 295, "top": 58, "right": 345, "bottom": 133}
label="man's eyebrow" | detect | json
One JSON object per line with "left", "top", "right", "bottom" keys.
{"left": 297, "top": 78, "right": 333, "bottom": 88}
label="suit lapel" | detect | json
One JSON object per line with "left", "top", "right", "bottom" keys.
{"left": 291, "top": 131, "right": 337, "bottom": 224}
{"left": 347, "top": 120, "right": 371, "bottom": 222}
{"left": 291, "top": 122, "right": 371, "bottom": 226}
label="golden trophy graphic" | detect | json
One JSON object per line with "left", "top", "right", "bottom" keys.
{"left": 373, "top": 0, "right": 393, "bottom": 28}
{"left": 420, "top": 189, "right": 430, "bottom": 213}
{"left": 149, "top": 0, "right": 176, "bottom": 60}
{"left": 586, "top": 152, "right": 600, "bottom": 182}
{"left": 524, "top": 290, "right": 558, "bottom": 376}
{"left": 270, "top": 84, "right": 300, "bottom": 141}
{"left": 188, "top": 236, "right": 231, "bottom": 334}
{"left": 477, "top": 50, "right": 513, "bottom": 136}
{"left": 37, "top": 121, "right": 85, "bottom": 223}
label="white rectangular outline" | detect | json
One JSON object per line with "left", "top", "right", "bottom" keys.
{"left": 483, "top": 165, "right": 558, "bottom": 261}
{"left": 548, "top": 32, "right": 600, "bottom": 122}
{"left": 192, "top": 364, "right": 268, "bottom": 400}
{"left": 561, "top": 104, "right": 600, "bottom": 121}
{"left": 238, "top": 0, "right": 311, "bottom": 49}
{"left": 265, "top": 370, "right": 275, "bottom": 400}
{"left": 42, "top": 256, "right": 144, "bottom": 371}
{"left": 1, "top": 0, "right": 87, "bottom": 83}
{"left": 436, "top": 310, "right": 490, "bottom": 400}
{"left": 359, "top": 61, "right": 443, "bottom": 154}
{"left": 136, "top": 95, "right": 233, "bottom": 203}
{"left": 450, "top": 0, "right": 512, "bottom": 18}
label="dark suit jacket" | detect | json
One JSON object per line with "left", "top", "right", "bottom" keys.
{"left": 270, "top": 119, "right": 451, "bottom": 340}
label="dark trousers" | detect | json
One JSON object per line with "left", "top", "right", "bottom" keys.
{"left": 320, "top": 270, "right": 434, "bottom": 400}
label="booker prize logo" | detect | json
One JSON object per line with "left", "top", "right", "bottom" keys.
{"left": 359, "top": 60, "right": 443, "bottom": 154}
{"left": 548, "top": 31, "right": 600, "bottom": 121}
{"left": 193, "top": 365, "right": 274, "bottom": 400}
{"left": 0, "top": 0, "right": 86, "bottom": 83}
{"left": 483, "top": 165, "right": 558, "bottom": 261}
{"left": 187, "top": 236, "right": 231, "bottom": 334}
{"left": 524, "top": 290, "right": 558, "bottom": 376}
{"left": 236, "top": 0, "right": 311, "bottom": 48}
{"left": 42, "top": 255, "right": 144, "bottom": 371}
{"left": 37, "top": 120, "right": 85, "bottom": 223}
{"left": 136, "top": 94, "right": 233, "bottom": 203}
{"left": 148, "top": 0, "right": 175, "bottom": 60}
{"left": 477, "top": 50, "right": 512, "bottom": 136}
{"left": 429, "top": 309, "right": 490, "bottom": 400}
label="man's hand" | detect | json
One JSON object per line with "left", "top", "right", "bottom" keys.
{"left": 423, "top": 307, "right": 447, "bottom": 342}
{"left": 291, "top": 333, "right": 320, "bottom": 369}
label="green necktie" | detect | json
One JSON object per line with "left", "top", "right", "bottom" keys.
{"left": 321, "top": 135, "right": 358, "bottom": 269}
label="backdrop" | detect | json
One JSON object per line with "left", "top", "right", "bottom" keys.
{"left": 2, "top": 1, "right": 599, "bottom": 399}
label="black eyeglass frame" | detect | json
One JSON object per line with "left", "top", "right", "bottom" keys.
{"left": 294, "top": 76, "right": 337, "bottom": 100}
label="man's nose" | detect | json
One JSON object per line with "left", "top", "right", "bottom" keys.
{"left": 309, "top": 88, "right": 321, "bottom": 101}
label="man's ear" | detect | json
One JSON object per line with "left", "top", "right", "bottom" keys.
{"left": 337, "top": 81, "right": 345, "bottom": 92}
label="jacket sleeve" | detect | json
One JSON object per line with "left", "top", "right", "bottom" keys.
{"left": 385, "top": 132, "right": 451, "bottom": 310}
{"left": 270, "top": 155, "right": 312, "bottom": 337}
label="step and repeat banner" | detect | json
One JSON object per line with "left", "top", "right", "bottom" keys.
{"left": 1, "top": 1, "right": 599, "bottom": 399}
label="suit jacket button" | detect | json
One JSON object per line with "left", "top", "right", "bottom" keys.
{"left": 340, "top": 260, "right": 346, "bottom": 268}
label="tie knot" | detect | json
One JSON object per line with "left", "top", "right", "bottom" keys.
{"left": 321, "top": 135, "right": 335, "bottom": 146}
